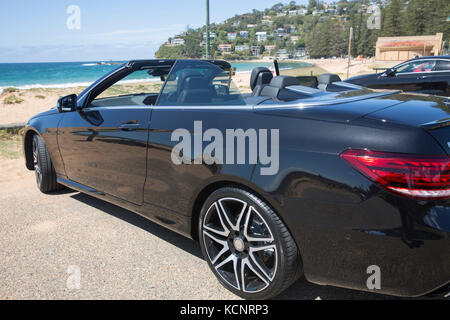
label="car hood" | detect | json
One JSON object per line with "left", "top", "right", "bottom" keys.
{"left": 28, "top": 107, "right": 59, "bottom": 122}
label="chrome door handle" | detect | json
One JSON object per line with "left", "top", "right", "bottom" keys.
{"left": 119, "top": 122, "right": 140, "bottom": 131}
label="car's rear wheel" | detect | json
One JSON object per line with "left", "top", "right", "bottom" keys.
{"left": 32, "top": 134, "right": 59, "bottom": 193}
{"left": 198, "top": 187, "right": 302, "bottom": 299}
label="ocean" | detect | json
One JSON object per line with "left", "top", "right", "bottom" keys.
{"left": 0, "top": 61, "right": 311, "bottom": 92}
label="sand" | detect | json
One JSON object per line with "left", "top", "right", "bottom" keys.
{"left": 0, "top": 59, "right": 397, "bottom": 126}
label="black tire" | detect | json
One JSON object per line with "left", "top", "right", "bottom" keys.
{"left": 198, "top": 186, "right": 302, "bottom": 300}
{"left": 32, "top": 134, "right": 59, "bottom": 193}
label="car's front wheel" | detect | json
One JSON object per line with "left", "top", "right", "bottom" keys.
{"left": 199, "top": 187, "right": 302, "bottom": 299}
{"left": 32, "top": 134, "right": 59, "bottom": 193}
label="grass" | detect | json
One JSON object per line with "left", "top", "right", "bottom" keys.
{"left": 3, "top": 95, "right": 24, "bottom": 104}
{"left": 0, "top": 129, "right": 22, "bottom": 160}
{"left": 35, "top": 95, "right": 46, "bottom": 99}
{"left": 2, "top": 87, "right": 19, "bottom": 94}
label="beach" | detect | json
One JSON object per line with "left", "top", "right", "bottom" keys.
{"left": 0, "top": 59, "right": 397, "bottom": 126}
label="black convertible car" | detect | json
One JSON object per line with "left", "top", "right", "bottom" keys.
{"left": 23, "top": 59, "right": 449, "bottom": 299}
{"left": 345, "top": 56, "right": 450, "bottom": 96}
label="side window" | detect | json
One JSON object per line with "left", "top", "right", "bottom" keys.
{"left": 435, "top": 60, "right": 450, "bottom": 71}
{"left": 89, "top": 70, "right": 164, "bottom": 108}
{"left": 157, "top": 60, "right": 246, "bottom": 106}
{"left": 396, "top": 60, "right": 436, "bottom": 74}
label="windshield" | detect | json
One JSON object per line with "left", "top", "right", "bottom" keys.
{"left": 157, "top": 60, "right": 246, "bottom": 106}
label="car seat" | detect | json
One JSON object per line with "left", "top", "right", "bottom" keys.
{"left": 250, "top": 67, "right": 274, "bottom": 96}
{"left": 317, "top": 74, "right": 342, "bottom": 91}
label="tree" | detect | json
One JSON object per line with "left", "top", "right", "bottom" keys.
{"left": 307, "top": 0, "right": 317, "bottom": 13}
{"left": 155, "top": 45, "right": 184, "bottom": 59}
{"left": 402, "top": 0, "right": 427, "bottom": 35}
{"left": 183, "top": 34, "right": 202, "bottom": 58}
{"left": 382, "top": 0, "right": 405, "bottom": 36}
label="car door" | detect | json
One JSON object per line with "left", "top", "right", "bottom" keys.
{"left": 428, "top": 59, "right": 450, "bottom": 96}
{"left": 58, "top": 65, "right": 165, "bottom": 205}
{"left": 143, "top": 60, "right": 252, "bottom": 214}
{"left": 371, "top": 60, "right": 434, "bottom": 93}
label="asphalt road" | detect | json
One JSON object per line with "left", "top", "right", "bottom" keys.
{"left": 0, "top": 158, "right": 430, "bottom": 300}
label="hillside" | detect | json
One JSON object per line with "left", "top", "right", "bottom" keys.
{"left": 155, "top": 0, "right": 450, "bottom": 60}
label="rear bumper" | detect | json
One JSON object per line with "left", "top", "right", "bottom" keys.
{"left": 283, "top": 192, "right": 450, "bottom": 297}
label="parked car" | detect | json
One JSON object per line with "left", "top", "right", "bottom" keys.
{"left": 345, "top": 56, "right": 450, "bottom": 96}
{"left": 23, "top": 59, "right": 449, "bottom": 299}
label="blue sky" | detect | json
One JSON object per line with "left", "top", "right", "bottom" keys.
{"left": 0, "top": 0, "right": 318, "bottom": 63}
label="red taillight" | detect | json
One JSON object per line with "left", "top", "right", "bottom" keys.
{"left": 340, "top": 149, "right": 450, "bottom": 200}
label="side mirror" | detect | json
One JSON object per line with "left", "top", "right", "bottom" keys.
{"left": 384, "top": 68, "right": 396, "bottom": 77}
{"left": 57, "top": 94, "right": 77, "bottom": 113}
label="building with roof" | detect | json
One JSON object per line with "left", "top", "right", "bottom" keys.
{"left": 227, "top": 32, "right": 237, "bottom": 41}
{"left": 170, "top": 38, "right": 185, "bottom": 46}
{"left": 218, "top": 44, "right": 232, "bottom": 52}
{"left": 235, "top": 45, "right": 249, "bottom": 52}
{"left": 375, "top": 33, "right": 444, "bottom": 61}
{"left": 256, "top": 32, "right": 267, "bottom": 43}
{"left": 239, "top": 31, "right": 249, "bottom": 38}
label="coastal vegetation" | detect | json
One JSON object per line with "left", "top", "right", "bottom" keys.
{"left": 3, "top": 95, "right": 24, "bottom": 105}
{"left": 155, "top": 0, "right": 450, "bottom": 60}
{"left": 0, "top": 129, "right": 22, "bottom": 160}
{"left": 3, "top": 88, "right": 19, "bottom": 94}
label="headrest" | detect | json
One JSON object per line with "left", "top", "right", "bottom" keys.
{"left": 178, "top": 70, "right": 203, "bottom": 91}
{"left": 183, "top": 76, "right": 207, "bottom": 90}
{"left": 318, "top": 73, "right": 342, "bottom": 85}
{"left": 250, "top": 67, "right": 272, "bottom": 90}
{"left": 270, "top": 76, "right": 300, "bottom": 89}
{"left": 256, "top": 71, "right": 273, "bottom": 88}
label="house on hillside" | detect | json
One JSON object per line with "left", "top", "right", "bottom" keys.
{"left": 170, "top": 38, "right": 185, "bottom": 46}
{"left": 247, "top": 24, "right": 257, "bottom": 28}
{"left": 288, "top": 26, "right": 297, "bottom": 33}
{"left": 274, "top": 28, "right": 286, "bottom": 39}
{"left": 262, "top": 19, "right": 273, "bottom": 26}
{"left": 276, "top": 49, "right": 290, "bottom": 60}
{"left": 289, "top": 10, "right": 298, "bottom": 16}
{"left": 235, "top": 45, "right": 250, "bottom": 52}
{"left": 203, "top": 32, "right": 217, "bottom": 40}
{"left": 251, "top": 45, "right": 261, "bottom": 56}
{"left": 256, "top": 32, "right": 267, "bottom": 42}
{"left": 218, "top": 44, "right": 232, "bottom": 53}
{"left": 298, "top": 9, "right": 307, "bottom": 15}
{"left": 294, "top": 47, "right": 307, "bottom": 58}
{"left": 239, "top": 31, "right": 249, "bottom": 38}
{"left": 265, "top": 45, "right": 276, "bottom": 54}
{"left": 227, "top": 32, "right": 237, "bottom": 41}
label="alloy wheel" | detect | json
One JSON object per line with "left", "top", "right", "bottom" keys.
{"left": 33, "top": 139, "right": 42, "bottom": 186}
{"left": 202, "top": 197, "right": 278, "bottom": 293}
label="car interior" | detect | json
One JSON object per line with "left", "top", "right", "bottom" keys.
{"left": 88, "top": 61, "right": 361, "bottom": 108}
{"left": 248, "top": 66, "right": 358, "bottom": 103}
